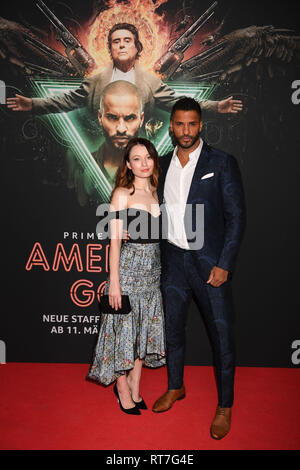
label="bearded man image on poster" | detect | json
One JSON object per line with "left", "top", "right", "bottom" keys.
{"left": 7, "top": 23, "right": 243, "bottom": 122}
{"left": 69, "top": 80, "right": 144, "bottom": 206}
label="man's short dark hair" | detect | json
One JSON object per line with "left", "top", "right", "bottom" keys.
{"left": 108, "top": 23, "right": 143, "bottom": 59}
{"left": 170, "top": 97, "right": 202, "bottom": 120}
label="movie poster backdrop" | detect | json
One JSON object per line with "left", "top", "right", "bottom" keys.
{"left": 1, "top": 0, "right": 300, "bottom": 367}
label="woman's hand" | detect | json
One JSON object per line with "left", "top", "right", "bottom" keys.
{"left": 108, "top": 281, "right": 122, "bottom": 311}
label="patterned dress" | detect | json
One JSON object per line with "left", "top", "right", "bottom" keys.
{"left": 87, "top": 209, "right": 166, "bottom": 385}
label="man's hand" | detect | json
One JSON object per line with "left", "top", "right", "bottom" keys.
{"left": 122, "top": 229, "right": 130, "bottom": 243}
{"left": 7, "top": 94, "right": 33, "bottom": 111}
{"left": 218, "top": 96, "right": 243, "bottom": 114}
{"left": 207, "top": 266, "right": 229, "bottom": 287}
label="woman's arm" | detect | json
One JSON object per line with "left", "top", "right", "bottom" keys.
{"left": 108, "top": 188, "right": 128, "bottom": 311}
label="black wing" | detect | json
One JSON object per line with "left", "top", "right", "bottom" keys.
{"left": 0, "top": 16, "right": 84, "bottom": 77}
{"left": 175, "top": 25, "right": 300, "bottom": 83}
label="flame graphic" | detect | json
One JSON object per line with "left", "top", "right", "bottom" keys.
{"left": 87, "top": 0, "right": 170, "bottom": 73}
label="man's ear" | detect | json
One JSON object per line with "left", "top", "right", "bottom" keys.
{"left": 199, "top": 120, "right": 203, "bottom": 132}
{"left": 139, "top": 111, "right": 144, "bottom": 128}
{"left": 98, "top": 109, "right": 102, "bottom": 126}
{"left": 169, "top": 120, "right": 173, "bottom": 132}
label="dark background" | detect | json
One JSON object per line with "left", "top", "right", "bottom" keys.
{"left": 1, "top": 0, "right": 300, "bottom": 367}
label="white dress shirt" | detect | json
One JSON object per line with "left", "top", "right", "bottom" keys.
{"left": 110, "top": 66, "right": 135, "bottom": 84}
{"left": 164, "top": 139, "right": 203, "bottom": 249}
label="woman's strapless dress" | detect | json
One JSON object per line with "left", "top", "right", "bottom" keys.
{"left": 87, "top": 208, "right": 166, "bottom": 385}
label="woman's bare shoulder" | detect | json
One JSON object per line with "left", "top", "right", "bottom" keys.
{"left": 110, "top": 187, "right": 130, "bottom": 211}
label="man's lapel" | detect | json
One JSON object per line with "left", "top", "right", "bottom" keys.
{"left": 186, "top": 140, "right": 211, "bottom": 204}
{"left": 158, "top": 141, "right": 212, "bottom": 205}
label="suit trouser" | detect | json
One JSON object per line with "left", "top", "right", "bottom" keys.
{"left": 161, "top": 242, "right": 236, "bottom": 408}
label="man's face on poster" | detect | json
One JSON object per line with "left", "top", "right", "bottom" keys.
{"left": 98, "top": 92, "right": 144, "bottom": 150}
{"left": 110, "top": 29, "right": 138, "bottom": 68}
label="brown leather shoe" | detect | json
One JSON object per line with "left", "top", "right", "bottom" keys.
{"left": 210, "top": 406, "right": 232, "bottom": 440}
{"left": 152, "top": 385, "right": 186, "bottom": 413}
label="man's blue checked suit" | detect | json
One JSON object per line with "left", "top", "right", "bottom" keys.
{"left": 157, "top": 141, "right": 246, "bottom": 407}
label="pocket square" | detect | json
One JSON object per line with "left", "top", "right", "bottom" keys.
{"left": 201, "top": 172, "right": 214, "bottom": 180}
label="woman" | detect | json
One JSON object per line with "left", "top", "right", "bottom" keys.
{"left": 87, "top": 137, "right": 166, "bottom": 415}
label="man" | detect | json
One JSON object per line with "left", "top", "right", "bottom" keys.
{"left": 153, "top": 97, "right": 246, "bottom": 440}
{"left": 7, "top": 23, "right": 242, "bottom": 120}
{"left": 71, "top": 80, "right": 144, "bottom": 206}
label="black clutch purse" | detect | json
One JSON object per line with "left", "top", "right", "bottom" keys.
{"left": 99, "top": 294, "right": 132, "bottom": 314}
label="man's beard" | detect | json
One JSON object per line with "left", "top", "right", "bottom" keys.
{"left": 114, "top": 57, "right": 135, "bottom": 72}
{"left": 102, "top": 127, "right": 139, "bottom": 151}
{"left": 170, "top": 131, "right": 201, "bottom": 149}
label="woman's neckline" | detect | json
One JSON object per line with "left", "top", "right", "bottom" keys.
{"left": 118, "top": 207, "right": 161, "bottom": 219}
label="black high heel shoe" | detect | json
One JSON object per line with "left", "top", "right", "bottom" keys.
{"left": 133, "top": 398, "right": 148, "bottom": 410}
{"left": 113, "top": 384, "right": 141, "bottom": 415}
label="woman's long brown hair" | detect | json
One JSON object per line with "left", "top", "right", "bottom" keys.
{"left": 111, "top": 137, "right": 160, "bottom": 200}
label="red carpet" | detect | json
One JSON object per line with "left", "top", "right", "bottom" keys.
{"left": 0, "top": 363, "right": 299, "bottom": 450}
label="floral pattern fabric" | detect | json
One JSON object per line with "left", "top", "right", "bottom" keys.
{"left": 87, "top": 242, "right": 166, "bottom": 385}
